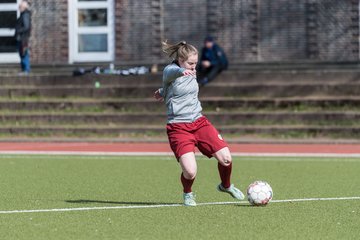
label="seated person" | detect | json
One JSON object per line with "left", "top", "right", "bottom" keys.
{"left": 197, "top": 36, "right": 228, "bottom": 86}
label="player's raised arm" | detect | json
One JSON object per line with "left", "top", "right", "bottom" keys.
{"left": 162, "top": 64, "right": 185, "bottom": 84}
{"left": 154, "top": 88, "right": 164, "bottom": 102}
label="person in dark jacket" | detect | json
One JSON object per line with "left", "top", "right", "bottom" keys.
{"left": 15, "top": 1, "right": 31, "bottom": 75}
{"left": 197, "top": 36, "right": 228, "bottom": 86}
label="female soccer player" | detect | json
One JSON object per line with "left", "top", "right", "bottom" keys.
{"left": 154, "top": 41, "right": 244, "bottom": 206}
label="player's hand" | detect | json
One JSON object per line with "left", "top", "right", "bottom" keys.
{"left": 182, "top": 69, "right": 196, "bottom": 76}
{"left": 154, "top": 89, "right": 164, "bottom": 102}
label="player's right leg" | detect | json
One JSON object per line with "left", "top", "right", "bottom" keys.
{"left": 167, "top": 123, "right": 198, "bottom": 206}
{"left": 179, "top": 152, "right": 197, "bottom": 206}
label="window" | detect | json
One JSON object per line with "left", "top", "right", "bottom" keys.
{"left": 0, "top": 0, "right": 19, "bottom": 62}
{"left": 69, "top": 0, "right": 114, "bottom": 63}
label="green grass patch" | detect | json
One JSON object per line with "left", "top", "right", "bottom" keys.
{"left": 0, "top": 155, "right": 359, "bottom": 239}
{"left": 202, "top": 104, "right": 360, "bottom": 113}
{"left": 0, "top": 130, "right": 360, "bottom": 140}
{"left": 1, "top": 118, "right": 360, "bottom": 127}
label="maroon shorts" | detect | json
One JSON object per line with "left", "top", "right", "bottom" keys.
{"left": 166, "top": 116, "right": 228, "bottom": 160}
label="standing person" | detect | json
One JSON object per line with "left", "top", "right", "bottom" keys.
{"left": 154, "top": 41, "right": 244, "bottom": 206}
{"left": 197, "top": 36, "right": 228, "bottom": 86}
{"left": 15, "top": 0, "right": 31, "bottom": 75}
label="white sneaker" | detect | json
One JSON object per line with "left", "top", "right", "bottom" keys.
{"left": 217, "top": 184, "right": 245, "bottom": 200}
{"left": 183, "top": 192, "right": 196, "bottom": 206}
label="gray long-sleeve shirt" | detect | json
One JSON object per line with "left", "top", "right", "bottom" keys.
{"left": 160, "top": 63, "right": 202, "bottom": 123}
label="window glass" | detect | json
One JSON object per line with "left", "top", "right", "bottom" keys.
{"left": 0, "top": 37, "right": 17, "bottom": 53}
{"left": 78, "top": 34, "right": 107, "bottom": 52}
{"left": 78, "top": 9, "right": 107, "bottom": 27}
{"left": 0, "top": 0, "right": 17, "bottom": 3}
{"left": 0, "top": 11, "right": 17, "bottom": 28}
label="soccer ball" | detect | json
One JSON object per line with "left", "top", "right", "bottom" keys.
{"left": 247, "top": 181, "right": 273, "bottom": 206}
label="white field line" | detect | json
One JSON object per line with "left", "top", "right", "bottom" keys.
{"left": 0, "top": 196, "right": 359, "bottom": 214}
{"left": 1, "top": 150, "right": 360, "bottom": 158}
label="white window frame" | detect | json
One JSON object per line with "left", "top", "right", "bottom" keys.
{"left": 0, "top": 1, "right": 20, "bottom": 63}
{"left": 68, "top": 0, "right": 114, "bottom": 63}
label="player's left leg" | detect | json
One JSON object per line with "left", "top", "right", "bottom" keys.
{"left": 213, "top": 147, "right": 232, "bottom": 188}
{"left": 194, "top": 116, "right": 245, "bottom": 200}
{"left": 213, "top": 147, "right": 245, "bottom": 200}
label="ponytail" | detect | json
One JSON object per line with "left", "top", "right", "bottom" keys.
{"left": 162, "top": 40, "right": 198, "bottom": 61}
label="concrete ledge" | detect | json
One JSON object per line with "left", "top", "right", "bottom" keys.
{"left": 0, "top": 97, "right": 360, "bottom": 111}
{"left": 0, "top": 112, "right": 359, "bottom": 125}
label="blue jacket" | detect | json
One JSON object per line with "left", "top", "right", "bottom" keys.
{"left": 200, "top": 43, "right": 228, "bottom": 70}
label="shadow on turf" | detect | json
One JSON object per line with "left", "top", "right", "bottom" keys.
{"left": 65, "top": 199, "right": 177, "bottom": 205}
{"left": 65, "top": 199, "right": 255, "bottom": 207}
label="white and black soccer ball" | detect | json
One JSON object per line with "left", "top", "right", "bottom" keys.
{"left": 247, "top": 181, "right": 273, "bottom": 206}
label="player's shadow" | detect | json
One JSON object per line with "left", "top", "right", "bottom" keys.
{"left": 235, "top": 204, "right": 257, "bottom": 208}
{"left": 65, "top": 199, "right": 177, "bottom": 205}
{"left": 65, "top": 199, "right": 255, "bottom": 207}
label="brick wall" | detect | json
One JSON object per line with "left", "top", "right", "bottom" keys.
{"left": 115, "top": 0, "right": 360, "bottom": 63}
{"left": 114, "top": 0, "right": 154, "bottom": 62}
{"left": 29, "top": 0, "right": 360, "bottom": 64}
{"left": 315, "top": 0, "right": 359, "bottom": 61}
{"left": 114, "top": 0, "right": 208, "bottom": 62}
{"left": 30, "top": 0, "right": 68, "bottom": 64}
{"left": 210, "top": 0, "right": 260, "bottom": 62}
{"left": 257, "top": 0, "right": 308, "bottom": 61}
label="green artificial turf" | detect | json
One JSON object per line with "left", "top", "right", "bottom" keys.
{"left": 0, "top": 155, "right": 359, "bottom": 240}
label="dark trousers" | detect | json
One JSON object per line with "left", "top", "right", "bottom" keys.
{"left": 197, "top": 64, "right": 224, "bottom": 85}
